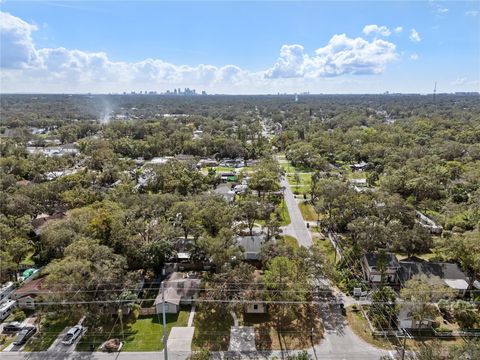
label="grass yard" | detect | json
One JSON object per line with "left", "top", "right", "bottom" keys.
{"left": 287, "top": 173, "right": 312, "bottom": 186}
{"left": 281, "top": 235, "right": 299, "bottom": 249}
{"left": 77, "top": 310, "right": 189, "bottom": 352}
{"left": 346, "top": 307, "right": 392, "bottom": 349}
{"left": 0, "top": 334, "right": 15, "bottom": 351}
{"left": 279, "top": 200, "right": 291, "bottom": 226}
{"left": 122, "top": 311, "right": 189, "bottom": 351}
{"left": 291, "top": 185, "right": 310, "bottom": 196}
{"left": 24, "top": 315, "right": 79, "bottom": 351}
{"left": 299, "top": 201, "right": 317, "bottom": 221}
{"left": 243, "top": 304, "right": 323, "bottom": 350}
{"left": 315, "top": 239, "right": 338, "bottom": 265}
{"left": 192, "top": 306, "right": 233, "bottom": 351}
{"left": 347, "top": 171, "right": 369, "bottom": 180}
{"left": 346, "top": 306, "right": 465, "bottom": 352}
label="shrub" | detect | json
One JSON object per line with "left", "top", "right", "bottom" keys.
{"left": 188, "top": 350, "right": 211, "bottom": 360}
{"left": 11, "top": 309, "right": 26, "bottom": 322}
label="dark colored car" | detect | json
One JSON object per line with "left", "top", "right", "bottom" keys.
{"left": 2, "top": 322, "right": 23, "bottom": 334}
{"left": 13, "top": 326, "right": 36, "bottom": 346}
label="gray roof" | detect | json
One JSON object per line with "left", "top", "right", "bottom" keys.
{"left": 236, "top": 234, "right": 266, "bottom": 260}
{"left": 398, "top": 261, "right": 469, "bottom": 287}
{"left": 365, "top": 252, "right": 399, "bottom": 269}
{"left": 154, "top": 272, "right": 201, "bottom": 306}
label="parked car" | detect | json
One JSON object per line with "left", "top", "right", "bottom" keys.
{"left": 2, "top": 322, "right": 23, "bottom": 334}
{"left": 62, "top": 325, "right": 83, "bottom": 345}
{"left": 12, "top": 326, "right": 36, "bottom": 346}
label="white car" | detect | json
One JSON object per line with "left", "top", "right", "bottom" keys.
{"left": 62, "top": 325, "right": 83, "bottom": 345}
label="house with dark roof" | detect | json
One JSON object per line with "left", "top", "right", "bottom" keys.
{"left": 11, "top": 278, "right": 49, "bottom": 309}
{"left": 398, "top": 259, "right": 470, "bottom": 296}
{"left": 154, "top": 272, "right": 201, "bottom": 314}
{"left": 361, "top": 252, "right": 400, "bottom": 285}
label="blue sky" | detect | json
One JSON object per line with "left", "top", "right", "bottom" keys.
{"left": 1, "top": 1, "right": 479, "bottom": 93}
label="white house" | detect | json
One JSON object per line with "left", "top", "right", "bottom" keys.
{"left": 155, "top": 272, "right": 201, "bottom": 314}
{"left": 398, "top": 306, "right": 435, "bottom": 329}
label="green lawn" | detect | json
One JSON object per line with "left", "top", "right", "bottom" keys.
{"left": 192, "top": 306, "right": 233, "bottom": 351}
{"left": 122, "top": 311, "right": 189, "bottom": 351}
{"left": 290, "top": 185, "right": 310, "bottom": 195}
{"left": 77, "top": 310, "right": 189, "bottom": 352}
{"left": 316, "top": 239, "right": 338, "bottom": 265}
{"left": 24, "top": 316, "right": 78, "bottom": 351}
{"left": 299, "top": 202, "right": 318, "bottom": 221}
{"left": 242, "top": 304, "right": 323, "bottom": 350}
{"left": 346, "top": 171, "right": 368, "bottom": 180}
{"left": 287, "top": 172, "right": 312, "bottom": 186}
{"left": 278, "top": 199, "right": 291, "bottom": 226}
{"left": 281, "top": 235, "right": 299, "bottom": 249}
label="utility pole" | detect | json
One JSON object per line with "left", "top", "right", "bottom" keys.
{"left": 118, "top": 309, "right": 124, "bottom": 342}
{"left": 161, "top": 282, "right": 168, "bottom": 360}
{"left": 401, "top": 328, "right": 407, "bottom": 360}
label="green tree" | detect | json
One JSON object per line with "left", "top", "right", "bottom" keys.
{"left": 400, "top": 275, "right": 455, "bottom": 327}
{"left": 452, "top": 300, "right": 479, "bottom": 329}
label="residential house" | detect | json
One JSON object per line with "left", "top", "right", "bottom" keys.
{"left": 214, "top": 183, "right": 235, "bottom": 202}
{"left": 154, "top": 272, "right": 201, "bottom": 314}
{"left": 397, "top": 306, "right": 435, "bottom": 329}
{"left": 362, "top": 252, "right": 400, "bottom": 285}
{"left": 31, "top": 212, "right": 66, "bottom": 236}
{"left": 12, "top": 278, "right": 49, "bottom": 309}
{"left": 398, "top": 259, "right": 470, "bottom": 296}
{"left": 350, "top": 161, "right": 369, "bottom": 171}
{"left": 236, "top": 233, "right": 267, "bottom": 261}
{"left": 415, "top": 211, "right": 443, "bottom": 235}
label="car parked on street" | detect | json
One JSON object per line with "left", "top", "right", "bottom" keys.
{"left": 12, "top": 326, "right": 36, "bottom": 346}
{"left": 2, "top": 322, "right": 23, "bottom": 334}
{"left": 62, "top": 325, "right": 83, "bottom": 345}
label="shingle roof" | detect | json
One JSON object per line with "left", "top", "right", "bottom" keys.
{"left": 365, "top": 252, "right": 399, "bottom": 269}
{"left": 398, "top": 261, "right": 469, "bottom": 289}
{"left": 154, "top": 272, "right": 201, "bottom": 306}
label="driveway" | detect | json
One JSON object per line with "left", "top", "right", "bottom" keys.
{"left": 47, "top": 326, "right": 84, "bottom": 353}
{"left": 280, "top": 176, "right": 312, "bottom": 247}
{"left": 168, "top": 327, "right": 194, "bottom": 353}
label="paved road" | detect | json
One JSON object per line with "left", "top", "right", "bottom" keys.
{"left": 280, "top": 176, "right": 312, "bottom": 247}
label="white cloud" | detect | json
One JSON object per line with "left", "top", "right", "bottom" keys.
{"left": 266, "top": 34, "right": 398, "bottom": 78}
{"left": 436, "top": 7, "right": 449, "bottom": 14}
{"left": 409, "top": 28, "right": 422, "bottom": 42}
{"left": 394, "top": 26, "right": 403, "bottom": 34}
{"left": 410, "top": 53, "right": 419, "bottom": 60}
{"left": 264, "top": 44, "right": 307, "bottom": 78}
{"left": 465, "top": 10, "right": 479, "bottom": 17}
{"left": 0, "top": 12, "right": 38, "bottom": 68}
{"left": 0, "top": 11, "right": 400, "bottom": 93}
{"left": 362, "top": 24, "right": 391, "bottom": 37}
{"left": 453, "top": 77, "right": 467, "bottom": 85}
